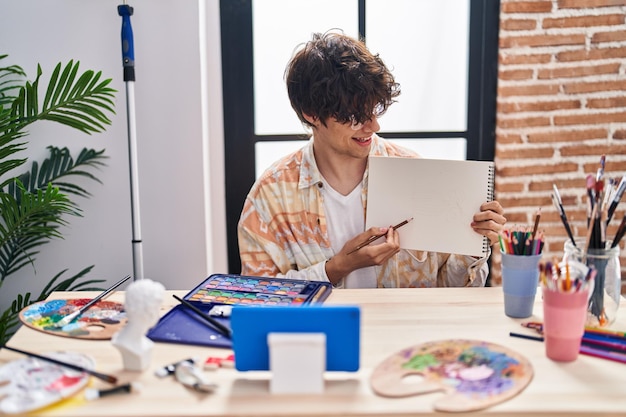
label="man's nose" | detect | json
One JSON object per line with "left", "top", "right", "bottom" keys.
{"left": 362, "top": 115, "right": 380, "bottom": 132}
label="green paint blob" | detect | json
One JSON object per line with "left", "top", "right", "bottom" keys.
{"left": 402, "top": 354, "right": 439, "bottom": 371}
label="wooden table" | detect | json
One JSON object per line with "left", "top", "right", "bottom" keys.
{"left": 2, "top": 288, "right": 626, "bottom": 416}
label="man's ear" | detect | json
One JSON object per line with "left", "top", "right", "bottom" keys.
{"left": 302, "top": 113, "right": 318, "bottom": 126}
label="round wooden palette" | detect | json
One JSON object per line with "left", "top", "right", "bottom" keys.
{"left": 19, "top": 299, "right": 127, "bottom": 340}
{"left": 0, "top": 351, "right": 93, "bottom": 414}
{"left": 370, "top": 339, "right": 533, "bottom": 413}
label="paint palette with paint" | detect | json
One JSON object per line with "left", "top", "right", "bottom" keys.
{"left": 370, "top": 339, "right": 533, "bottom": 412}
{"left": 0, "top": 351, "right": 93, "bottom": 414}
{"left": 185, "top": 274, "right": 332, "bottom": 306}
{"left": 19, "top": 299, "right": 126, "bottom": 340}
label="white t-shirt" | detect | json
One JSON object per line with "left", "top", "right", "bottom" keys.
{"left": 320, "top": 178, "right": 377, "bottom": 288}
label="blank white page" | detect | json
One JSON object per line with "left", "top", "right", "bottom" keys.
{"left": 366, "top": 157, "right": 494, "bottom": 257}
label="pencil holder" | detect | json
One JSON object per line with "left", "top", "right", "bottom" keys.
{"left": 564, "top": 240, "right": 621, "bottom": 328}
{"left": 500, "top": 252, "right": 542, "bottom": 318}
{"left": 542, "top": 286, "right": 590, "bottom": 362}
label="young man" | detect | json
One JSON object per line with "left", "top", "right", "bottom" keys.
{"left": 237, "top": 31, "right": 506, "bottom": 288}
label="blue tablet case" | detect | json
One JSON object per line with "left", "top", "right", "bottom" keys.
{"left": 230, "top": 305, "right": 361, "bottom": 372}
{"left": 146, "top": 274, "right": 332, "bottom": 348}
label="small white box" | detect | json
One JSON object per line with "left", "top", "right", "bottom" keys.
{"left": 267, "top": 332, "right": 326, "bottom": 394}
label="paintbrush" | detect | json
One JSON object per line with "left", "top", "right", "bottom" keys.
{"left": 173, "top": 295, "right": 232, "bottom": 339}
{"left": 85, "top": 382, "right": 142, "bottom": 401}
{"left": 552, "top": 184, "right": 576, "bottom": 247}
{"left": 347, "top": 218, "right": 414, "bottom": 255}
{"left": 2, "top": 345, "right": 118, "bottom": 384}
{"left": 586, "top": 174, "right": 596, "bottom": 226}
{"left": 607, "top": 174, "right": 626, "bottom": 224}
{"left": 54, "top": 274, "right": 132, "bottom": 328}
{"left": 611, "top": 213, "right": 626, "bottom": 248}
{"left": 582, "top": 202, "right": 599, "bottom": 263}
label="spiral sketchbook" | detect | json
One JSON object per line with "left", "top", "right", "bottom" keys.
{"left": 366, "top": 156, "right": 495, "bottom": 257}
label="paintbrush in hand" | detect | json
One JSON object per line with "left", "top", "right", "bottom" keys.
{"left": 347, "top": 218, "right": 414, "bottom": 255}
{"left": 2, "top": 345, "right": 118, "bottom": 384}
{"left": 54, "top": 274, "right": 132, "bottom": 328}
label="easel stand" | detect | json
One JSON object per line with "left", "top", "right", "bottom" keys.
{"left": 268, "top": 333, "right": 326, "bottom": 394}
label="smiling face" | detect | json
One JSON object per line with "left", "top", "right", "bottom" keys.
{"left": 308, "top": 114, "right": 381, "bottom": 161}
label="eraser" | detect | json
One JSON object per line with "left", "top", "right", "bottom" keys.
{"left": 203, "top": 357, "right": 222, "bottom": 370}
{"left": 221, "top": 354, "right": 235, "bottom": 368}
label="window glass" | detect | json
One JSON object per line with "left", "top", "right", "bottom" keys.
{"left": 365, "top": 0, "right": 469, "bottom": 132}
{"left": 252, "top": 0, "right": 471, "bottom": 174}
{"left": 255, "top": 141, "right": 308, "bottom": 178}
{"left": 252, "top": 0, "right": 359, "bottom": 135}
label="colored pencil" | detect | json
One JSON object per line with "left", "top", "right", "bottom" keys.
{"left": 525, "top": 322, "right": 626, "bottom": 344}
{"left": 509, "top": 331, "right": 626, "bottom": 364}
{"left": 585, "top": 327, "right": 626, "bottom": 338}
{"left": 581, "top": 336, "right": 626, "bottom": 353}
{"left": 2, "top": 345, "right": 118, "bottom": 383}
{"left": 583, "top": 331, "right": 626, "bottom": 345}
{"left": 509, "top": 332, "right": 544, "bottom": 342}
{"left": 531, "top": 208, "right": 541, "bottom": 241}
{"left": 579, "top": 344, "right": 626, "bottom": 364}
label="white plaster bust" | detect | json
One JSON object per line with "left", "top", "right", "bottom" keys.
{"left": 112, "top": 279, "right": 165, "bottom": 371}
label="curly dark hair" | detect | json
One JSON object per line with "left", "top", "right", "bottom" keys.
{"left": 285, "top": 30, "right": 400, "bottom": 128}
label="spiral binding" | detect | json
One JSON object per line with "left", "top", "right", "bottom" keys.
{"left": 487, "top": 165, "right": 495, "bottom": 202}
{"left": 483, "top": 164, "right": 496, "bottom": 253}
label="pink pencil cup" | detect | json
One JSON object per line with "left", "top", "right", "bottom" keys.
{"left": 542, "top": 287, "right": 589, "bottom": 362}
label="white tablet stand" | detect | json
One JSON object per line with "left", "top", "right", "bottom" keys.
{"left": 267, "top": 332, "right": 326, "bottom": 394}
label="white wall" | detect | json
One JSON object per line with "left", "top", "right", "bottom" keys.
{"left": 0, "top": 0, "right": 227, "bottom": 307}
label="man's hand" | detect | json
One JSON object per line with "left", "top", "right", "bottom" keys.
{"left": 471, "top": 200, "right": 506, "bottom": 246}
{"left": 325, "top": 226, "right": 401, "bottom": 284}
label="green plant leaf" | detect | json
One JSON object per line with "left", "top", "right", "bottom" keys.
{"left": 0, "top": 54, "right": 115, "bottom": 345}
{"left": 10, "top": 60, "right": 116, "bottom": 136}
{"left": 8, "top": 146, "right": 107, "bottom": 198}
{"left": 0, "top": 54, "right": 27, "bottom": 109}
{"left": 0, "top": 182, "right": 77, "bottom": 280}
{"left": 0, "top": 292, "right": 32, "bottom": 345}
{"left": 37, "top": 266, "right": 104, "bottom": 297}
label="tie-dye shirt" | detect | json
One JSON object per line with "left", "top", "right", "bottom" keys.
{"left": 237, "top": 135, "right": 489, "bottom": 287}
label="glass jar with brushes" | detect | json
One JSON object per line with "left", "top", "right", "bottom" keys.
{"left": 563, "top": 240, "right": 621, "bottom": 328}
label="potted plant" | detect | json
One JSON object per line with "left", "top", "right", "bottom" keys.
{"left": 0, "top": 54, "right": 116, "bottom": 344}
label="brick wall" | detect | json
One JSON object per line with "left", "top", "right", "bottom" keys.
{"left": 493, "top": 0, "right": 626, "bottom": 289}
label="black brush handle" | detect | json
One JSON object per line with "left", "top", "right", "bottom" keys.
{"left": 2, "top": 345, "right": 117, "bottom": 384}
{"left": 79, "top": 274, "right": 132, "bottom": 315}
{"left": 173, "top": 295, "right": 232, "bottom": 338}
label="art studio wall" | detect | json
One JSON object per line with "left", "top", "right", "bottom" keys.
{"left": 0, "top": 0, "right": 227, "bottom": 307}
{"left": 493, "top": 0, "right": 626, "bottom": 287}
